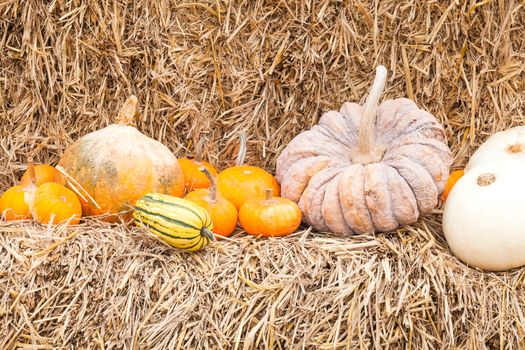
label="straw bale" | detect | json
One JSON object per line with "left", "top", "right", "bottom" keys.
{"left": 1, "top": 0, "right": 525, "bottom": 348}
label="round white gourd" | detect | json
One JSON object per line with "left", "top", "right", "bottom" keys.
{"left": 443, "top": 159, "right": 525, "bottom": 271}
{"left": 466, "top": 126, "right": 525, "bottom": 172}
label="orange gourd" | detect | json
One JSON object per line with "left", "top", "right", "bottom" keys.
{"left": 178, "top": 158, "right": 219, "bottom": 193}
{"left": 0, "top": 185, "right": 32, "bottom": 221}
{"left": 58, "top": 96, "right": 184, "bottom": 222}
{"left": 217, "top": 134, "right": 280, "bottom": 210}
{"left": 184, "top": 167, "right": 238, "bottom": 237}
{"left": 441, "top": 169, "right": 464, "bottom": 202}
{"left": 29, "top": 183, "right": 82, "bottom": 225}
{"left": 239, "top": 189, "right": 302, "bottom": 237}
{"left": 23, "top": 160, "right": 82, "bottom": 225}
{"left": 20, "top": 163, "right": 64, "bottom": 187}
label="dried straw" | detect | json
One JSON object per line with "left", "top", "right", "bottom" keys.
{"left": 1, "top": 0, "right": 525, "bottom": 348}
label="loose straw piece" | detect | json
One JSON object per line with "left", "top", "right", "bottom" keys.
{"left": 55, "top": 165, "right": 101, "bottom": 209}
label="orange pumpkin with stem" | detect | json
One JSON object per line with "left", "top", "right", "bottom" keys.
{"left": 239, "top": 188, "right": 302, "bottom": 237}
{"left": 217, "top": 134, "right": 280, "bottom": 210}
{"left": 184, "top": 167, "right": 238, "bottom": 237}
{"left": 0, "top": 185, "right": 32, "bottom": 221}
{"left": 20, "top": 162, "right": 64, "bottom": 187}
{"left": 178, "top": 137, "right": 219, "bottom": 193}
{"left": 58, "top": 96, "right": 184, "bottom": 222}
{"left": 24, "top": 160, "right": 82, "bottom": 225}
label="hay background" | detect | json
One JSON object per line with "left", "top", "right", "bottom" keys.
{"left": 1, "top": 0, "right": 525, "bottom": 349}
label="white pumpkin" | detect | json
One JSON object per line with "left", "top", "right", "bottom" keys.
{"left": 465, "top": 126, "right": 525, "bottom": 172}
{"left": 443, "top": 159, "right": 525, "bottom": 271}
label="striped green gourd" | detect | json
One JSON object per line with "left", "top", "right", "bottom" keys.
{"left": 133, "top": 193, "right": 215, "bottom": 252}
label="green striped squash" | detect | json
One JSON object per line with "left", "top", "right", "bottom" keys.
{"left": 133, "top": 193, "right": 215, "bottom": 252}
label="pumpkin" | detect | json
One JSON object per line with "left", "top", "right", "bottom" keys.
{"left": 133, "top": 193, "right": 215, "bottom": 252}
{"left": 239, "top": 189, "right": 302, "bottom": 237}
{"left": 275, "top": 65, "right": 452, "bottom": 235}
{"left": 22, "top": 160, "right": 82, "bottom": 225}
{"left": 440, "top": 169, "right": 464, "bottom": 202}
{"left": 465, "top": 126, "right": 525, "bottom": 172}
{"left": 178, "top": 158, "right": 219, "bottom": 193}
{"left": 0, "top": 185, "right": 32, "bottom": 221}
{"left": 58, "top": 96, "right": 184, "bottom": 222}
{"left": 217, "top": 134, "right": 280, "bottom": 210}
{"left": 28, "top": 182, "right": 82, "bottom": 225}
{"left": 20, "top": 162, "right": 64, "bottom": 187}
{"left": 442, "top": 159, "right": 525, "bottom": 271}
{"left": 184, "top": 167, "right": 238, "bottom": 237}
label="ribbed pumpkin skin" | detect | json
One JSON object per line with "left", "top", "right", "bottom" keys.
{"left": 20, "top": 164, "right": 64, "bottom": 187}
{"left": 0, "top": 185, "right": 32, "bottom": 221}
{"left": 178, "top": 158, "right": 218, "bottom": 192}
{"left": 133, "top": 193, "right": 215, "bottom": 252}
{"left": 59, "top": 125, "right": 184, "bottom": 222}
{"left": 185, "top": 189, "right": 238, "bottom": 237}
{"left": 217, "top": 165, "right": 280, "bottom": 210}
{"left": 239, "top": 195, "right": 301, "bottom": 237}
{"left": 31, "top": 183, "right": 82, "bottom": 225}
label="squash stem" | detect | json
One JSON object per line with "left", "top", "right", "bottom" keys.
{"left": 235, "top": 133, "right": 247, "bottom": 166}
{"left": 115, "top": 95, "right": 138, "bottom": 126}
{"left": 265, "top": 188, "right": 273, "bottom": 200}
{"left": 350, "top": 66, "right": 388, "bottom": 164}
{"left": 201, "top": 226, "right": 216, "bottom": 242}
{"left": 199, "top": 167, "right": 217, "bottom": 202}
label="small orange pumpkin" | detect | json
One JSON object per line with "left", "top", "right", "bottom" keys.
{"left": 184, "top": 167, "right": 238, "bottom": 237}
{"left": 441, "top": 169, "right": 464, "bottom": 202}
{"left": 239, "top": 189, "right": 302, "bottom": 237}
{"left": 20, "top": 162, "right": 64, "bottom": 187}
{"left": 0, "top": 185, "right": 32, "bottom": 221}
{"left": 23, "top": 160, "right": 82, "bottom": 225}
{"left": 29, "top": 183, "right": 82, "bottom": 225}
{"left": 178, "top": 158, "right": 219, "bottom": 193}
{"left": 217, "top": 134, "right": 280, "bottom": 210}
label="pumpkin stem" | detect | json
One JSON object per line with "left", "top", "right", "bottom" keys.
{"left": 116, "top": 95, "right": 139, "bottom": 126}
{"left": 235, "top": 133, "right": 247, "bottom": 166}
{"left": 350, "top": 65, "right": 388, "bottom": 164}
{"left": 199, "top": 167, "right": 217, "bottom": 202}
{"left": 25, "top": 157, "right": 37, "bottom": 189}
{"left": 265, "top": 188, "right": 273, "bottom": 200}
{"left": 201, "top": 226, "right": 216, "bottom": 242}
{"left": 23, "top": 157, "right": 37, "bottom": 212}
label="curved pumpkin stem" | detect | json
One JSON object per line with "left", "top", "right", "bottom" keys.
{"left": 116, "top": 95, "right": 139, "bottom": 126}
{"left": 199, "top": 167, "right": 217, "bottom": 202}
{"left": 235, "top": 133, "right": 247, "bottom": 166}
{"left": 265, "top": 188, "right": 273, "bottom": 200}
{"left": 350, "top": 65, "right": 388, "bottom": 164}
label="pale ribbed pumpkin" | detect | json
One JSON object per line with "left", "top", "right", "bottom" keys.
{"left": 276, "top": 66, "right": 452, "bottom": 235}
{"left": 58, "top": 96, "right": 184, "bottom": 222}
